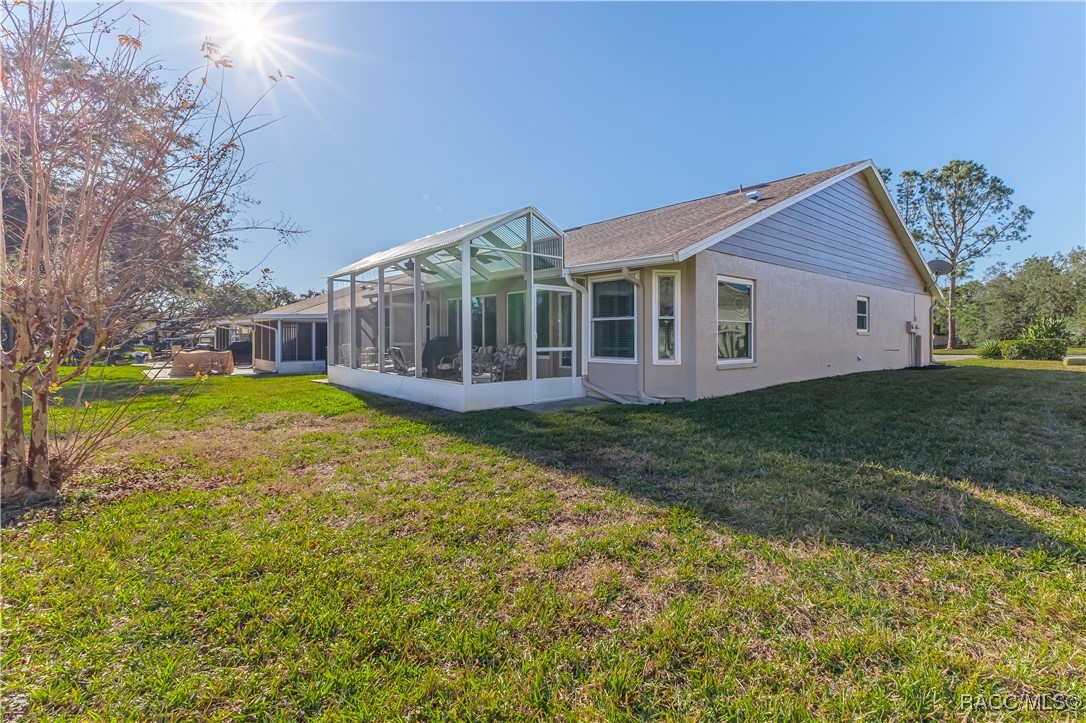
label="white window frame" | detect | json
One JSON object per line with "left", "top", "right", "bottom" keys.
{"left": 470, "top": 293, "right": 498, "bottom": 347}
{"left": 717, "top": 275, "right": 755, "bottom": 364}
{"left": 589, "top": 275, "right": 638, "bottom": 364}
{"left": 856, "top": 296, "right": 870, "bottom": 334}
{"left": 652, "top": 270, "right": 681, "bottom": 365}
{"left": 507, "top": 290, "right": 526, "bottom": 345}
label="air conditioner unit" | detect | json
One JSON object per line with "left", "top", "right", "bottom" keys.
{"left": 906, "top": 321, "right": 920, "bottom": 334}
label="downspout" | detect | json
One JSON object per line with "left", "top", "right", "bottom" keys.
{"left": 562, "top": 269, "right": 635, "bottom": 405}
{"left": 620, "top": 267, "right": 667, "bottom": 405}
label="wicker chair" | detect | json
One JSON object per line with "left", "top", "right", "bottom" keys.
{"left": 491, "top": 344, "right": 527, "bottom": 381}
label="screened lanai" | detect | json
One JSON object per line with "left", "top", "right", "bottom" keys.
{"left": 325, "top": 207, "right": 581, "bottom": 412}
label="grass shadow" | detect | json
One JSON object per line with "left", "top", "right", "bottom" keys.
{"left": 368, "top": 367, "right": 1085, "bottom": 555}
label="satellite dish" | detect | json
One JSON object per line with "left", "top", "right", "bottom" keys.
{"left": 927, "top": 259, "right": 953, "bottom": 276}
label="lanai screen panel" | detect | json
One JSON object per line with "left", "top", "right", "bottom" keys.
{"left": 352, "top": 269, "right": 379, "bottom": 370}
{"left": 467, "top": 215, "right": 537, "bottom": 383}
{"left": 330, "top": 280, "right": 351, "bottom": 366}
{"left": 416, "top": 246, "right": 463, "bottom": 383}
{"left": 328, "top": 208, "right": 567, "bottom": 392}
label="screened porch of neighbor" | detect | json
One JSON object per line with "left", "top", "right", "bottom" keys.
{"left": 325, "top": 207, "right": 582, "bottom": 412}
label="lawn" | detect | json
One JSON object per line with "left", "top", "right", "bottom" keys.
{"left": 933, "top": 346, "right": 1086, "bottom": 356}
{"left": 2, "top": 363, "right": 1085, "bottom": 720}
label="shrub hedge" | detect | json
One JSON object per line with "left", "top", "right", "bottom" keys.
{"left": 999, "top": 338, "right": 1069, "bottom": 361}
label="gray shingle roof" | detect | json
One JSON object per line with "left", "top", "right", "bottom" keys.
{"left": 563, "top": 161, "right": 868, "bottom": 269}
{"left": 254, "top": 290, "right": 338, "bottom": 318}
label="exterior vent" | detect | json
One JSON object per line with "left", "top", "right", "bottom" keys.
{"left": 745, "top": 191, "right": 761, "bottom": 203}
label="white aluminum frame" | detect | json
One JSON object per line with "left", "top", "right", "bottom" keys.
{"left": 856, "top": 295, "right": 870, "bottom": 334}
{"left": 588, "top": 274, "right": 638, "bottom": 365}
{"left": 716, "top": 274, "right": 756, "bottom": 365}
{"left": 651, "top": 269, "right": 681, "bottom": 365}
{"left": 325, "top": 208, "right": 581, "bottom": 412}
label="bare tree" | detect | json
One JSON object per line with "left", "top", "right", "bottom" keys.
{"left": 1, "top": 1, "right": 301, "bottom": 503}
{"left": 894, "top": 161, "right": 1033, "bottom": 349}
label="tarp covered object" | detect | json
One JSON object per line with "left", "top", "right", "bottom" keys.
{"left": 171, "top": 350, "right": 234, "bottom": 377}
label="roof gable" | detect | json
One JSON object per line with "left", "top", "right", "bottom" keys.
{"left": 562, "top": 160, "right": 938, "bottom": 294}
{"left": 563, "top": 161, "right": 866, "bottom": 268}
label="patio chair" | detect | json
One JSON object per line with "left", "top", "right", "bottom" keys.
{"left": 357, "top": 347, "right": 380, "bottom": 369}
{"left": 388, "top": 346, "right": 413, "bottom": 375}
{"left": 491, "top": 344, "right": 527, "bottom": 381}
{"left": 471, "top": 345, "right": 496, "bottom": 376}
{"left": 436, "top": 350, "right": 462, "bottom": 378}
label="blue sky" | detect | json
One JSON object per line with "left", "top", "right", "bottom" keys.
{"left": 127, "top": 1, "right": 1085, "bottom": 293}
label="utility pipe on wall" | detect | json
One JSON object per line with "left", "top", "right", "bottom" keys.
{"left": 620, "top": 267, "right": 667, "bottom": 405}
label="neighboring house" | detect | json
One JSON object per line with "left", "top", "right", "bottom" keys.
{"left": 324, "top": 160, "right": 940, "bottom": 411}
{"left": 250, "top": 294, "right": 330, "bottom": 374}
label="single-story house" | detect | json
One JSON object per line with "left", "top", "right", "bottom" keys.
{"left": 324, "top": 160, "right": 940, "bottom": 411}
{"left": 250, "top": 294, "right": 330, "bottom": 374}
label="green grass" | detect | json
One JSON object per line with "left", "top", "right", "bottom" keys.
{"left": 3, "top": 363, "right": 1085, "bottom": 720}
{"left": 934, "top": 346, "right": 1086, "bottom": 355}
{"left": 945, "top": 357, "right": 1086, "bottom": 372}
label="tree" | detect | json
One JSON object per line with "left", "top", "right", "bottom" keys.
{"left": 2, "top": 1, "right": 300, "bottom": 504}
{"left": 893, "top": 161, "right": 1033, "bottom": 349}
{"left": 945, "top": 247, "right": 1086, "bottom": 345}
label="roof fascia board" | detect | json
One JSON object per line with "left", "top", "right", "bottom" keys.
{"left": 566, "top": 254, "right": 677, "bottom": 275}
{"left": 252, "top": 313, "right": 327, "bottom": 320}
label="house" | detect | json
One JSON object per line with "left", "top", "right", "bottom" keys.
{"left": 324, "top": 160, "right": 940, "bottom": 411}
{"left": 249, "top": 294, "right": 330, "bottom": 374}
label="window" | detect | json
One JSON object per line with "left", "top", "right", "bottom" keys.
{"left": 448, "top": 299, "right": 461, "bottom": 345}
{"left": 856, "top": 296, "right": 870, "bottom": 333}
{"left": 717, "top": 276, "right": 753, "bottom": 362}
{"left": 449, "top": 296, "right": 497, "bottom": 347}
{"left": 471, "top": 295, "right": 497, "bottom": 347}
{"left": 591, "top": 278, "right": 636, "bottom": 361}
{"left": 281, "top": 321, "right": 313, "bottom": 362}
{"left": 653, "top": 271, "right": 680, "bottom": 364}
{"left": 507, "top": 292, "right": 526, "bottom": 345}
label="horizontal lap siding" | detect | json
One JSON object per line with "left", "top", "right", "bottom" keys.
{"left": 710, "top": 174, "right": 926, "bottom": 293}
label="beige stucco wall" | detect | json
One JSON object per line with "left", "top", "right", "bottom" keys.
{"left": 580, "top": 253, "right": 931, "bottom": 402}
{"left": 581, "top": 259, "right": 697, "bottom": 400}
{"left": 691, "top": 250, "right": 932, "bottom": 398}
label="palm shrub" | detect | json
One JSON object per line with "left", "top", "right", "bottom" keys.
{"left": 1023, "top": 315, "right": 1073, "bottom": 343}
{"left": 976, "top": 339, "right": 1002, "bottom": 359}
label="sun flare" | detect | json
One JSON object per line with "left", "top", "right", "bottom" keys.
{"left": 226, "top": 7, "right": 265, "bottom": 49}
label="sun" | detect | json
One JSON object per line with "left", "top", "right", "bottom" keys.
{"left": 226, "top": 6, "right": 265, "bottom": 50}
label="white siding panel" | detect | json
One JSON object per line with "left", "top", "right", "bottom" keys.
{"left": 711, "top": 174, "right": 926, "bottom": 293}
